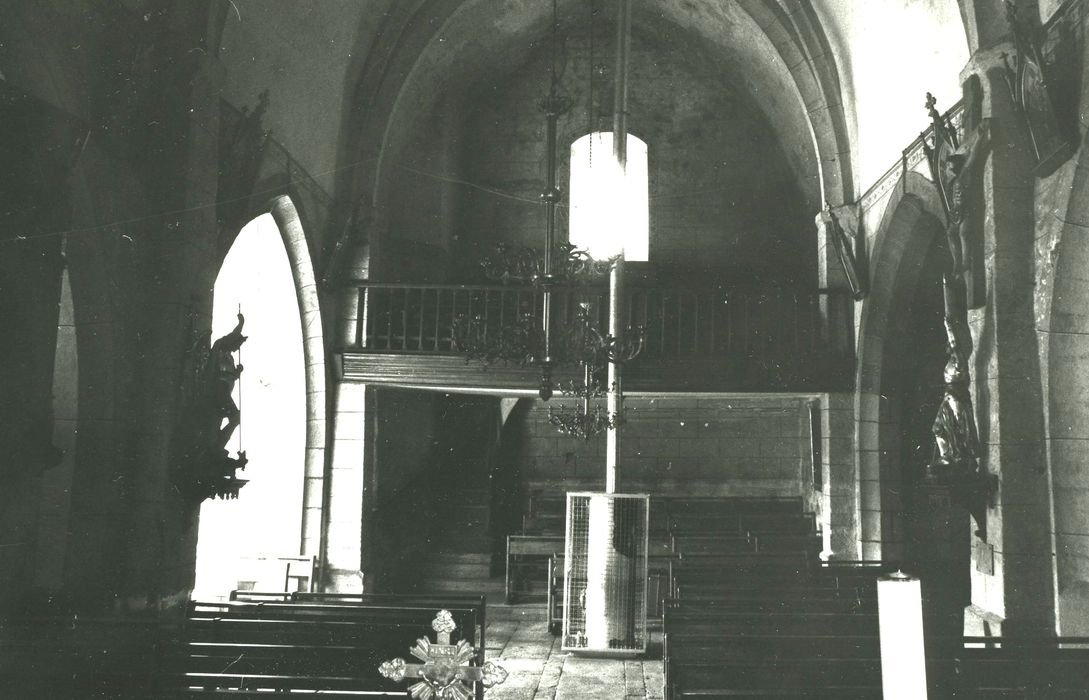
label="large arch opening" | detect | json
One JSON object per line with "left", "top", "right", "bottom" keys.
{"left": 193, "top": 213, "right": 308, "bottom": 598}
{"left": 859, "top": 176, "right": 970, "bottom": 645}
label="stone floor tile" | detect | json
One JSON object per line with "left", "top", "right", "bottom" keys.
{"left": 481, "top": 616, "right": 658, "bottom": 700}
{"left": 489, "top": 687, "right": 537, "bottom": 700}
{"left": 624, "top": 659, "right": 647, "bottom": 697}
{"left": 642, "top": 655, "right": 665, "bottom": 699}
{"left": 555, "top": 656, "right": 627, "bottom": 700}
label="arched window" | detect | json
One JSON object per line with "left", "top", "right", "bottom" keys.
{"left": 569, "top": 132, "right": 649, "bottom": 262}
{"left": 193, "top": 213, "right": 307, "bottom": 598}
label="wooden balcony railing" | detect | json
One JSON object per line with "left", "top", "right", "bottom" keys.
{"left": 341, "top": 278, "right": 849, "bottom": 370}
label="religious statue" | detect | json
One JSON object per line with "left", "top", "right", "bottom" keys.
{"left": 208, "top": 313, "right": 247, "bottom": 450}
{"left": 931, "top": 279, "right": 979, "bottom": 469}
{"left": 928, "top": 276, "right": 997, "bottom": 539}
{"left": 942, "top": 120, "right": 990, "bottom": 283}
{"left": 174, "top": 311, "right": 252, "bottom": 501}
{"left": 923, "top": 92, "right": 991, "bottom": 307}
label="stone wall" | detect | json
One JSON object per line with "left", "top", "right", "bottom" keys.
{"left": 383, "top": 21, "right": 814, "bottom": 285}
{"left": 517, "top": 396, "right": 815, "bottom": 499}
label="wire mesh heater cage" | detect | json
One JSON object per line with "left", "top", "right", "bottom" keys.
{"left": 561, "top": 492, "right": 649, "bottom": 654}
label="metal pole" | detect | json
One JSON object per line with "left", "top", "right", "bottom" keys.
{"left": 605, "top": 0, "right": 632, "bottom": 492}
{"left": 612, "top": 0, "right": 631, "bottom": 167}
{"left": 606, "top": 255, "right": 624, "bottom": 494}
{"left": 538, "top": 95, "right": 562, "bottom": 401}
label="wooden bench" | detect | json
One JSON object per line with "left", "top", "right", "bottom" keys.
{"left": 949, "top": 637, "right": 1089, "bottom": 698}
{"left": 162, "top": 596, "right": 486, "bottom": 698}
{"left": 752, "top": 533, "right": 822, "bottom": 553}
{"left": 664, "top": 496, "right": 805, "bottom": 516}
{"left": 668, "top": 552, "right": 814, "bottom": 596}
{"left": 661, "top": 560, "right": 893, "bottom": 699}
{"left": 506, "top": 534, "right": 564, "bottom": 602}
{"left": 668, "top": 512, "right": 816, "bottom": 537}
{"left": 666, "top": 658, "right": 882, "bottom": 698}
{"left": 670, "top": 533, "right": 756, "bottom": 555}
{"left": 521, "top": 512, "right": 564, "bottom": 535}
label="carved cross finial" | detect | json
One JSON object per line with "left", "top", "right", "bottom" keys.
{"left": 925, "top": 92, "right": 937, "bottom": 115}
{"left": 432, "top": 609, "right": 457, "bottom": 645}
{"left": 378, "top": 610, "right": 507, "bottom": 700}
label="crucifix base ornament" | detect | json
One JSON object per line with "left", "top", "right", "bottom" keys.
{"left": 379, "top": 609, "right": 507, "bottom": 700}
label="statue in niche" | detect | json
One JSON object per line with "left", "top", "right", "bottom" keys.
{"left": 208, "top": 313, "right": 247, "bottom": 450}
{"left": 175, "top": 312, "right": 251, "bottom": 501}
{"left": 923, "top": 92, "right": 991, "bottom": 309}
{"left": 928, "top": 276, "right": 997, "bottom": 539}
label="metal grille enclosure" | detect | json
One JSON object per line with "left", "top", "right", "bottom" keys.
{"left": 561, "top": 492, "right": 649, "bottom": 654}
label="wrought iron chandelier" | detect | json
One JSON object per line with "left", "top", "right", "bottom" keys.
{"left": 546, "top": 304, "right": 643, "bottom": 439}
{"left": 451, "top": 0, "right": 644, "bottom": 442}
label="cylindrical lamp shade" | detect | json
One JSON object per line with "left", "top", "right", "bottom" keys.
{"left": 877, "top": 572, "right": 928, "bottom": 699}
{"left": 569, "top": 132, "right": 649, "bottom": 262}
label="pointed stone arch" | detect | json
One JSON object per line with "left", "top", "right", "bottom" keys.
{"left": 856, "top": 172, "right": 947, "bottom": 560}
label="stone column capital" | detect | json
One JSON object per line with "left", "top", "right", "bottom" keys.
{"left": 959, "top": 41, "right": 1019, "bottom": 119}
{"left": 960, "top": 40, "right": 1015, "bottom": 85}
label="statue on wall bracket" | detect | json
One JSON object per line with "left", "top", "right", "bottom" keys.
{"left": 923, "top": 92, "right": 990, "bottom": 310}
{"left": 928, "top": 275, "right": 997, "bottom": 540}
{"left": 174, "top": 312, "right": 251, "bottom": 502}
{"left": 1004, "top": 1, "right": 1076, "bottom": 178}
{"left": 823, "top": 207, "right": 866, "bottom": 300}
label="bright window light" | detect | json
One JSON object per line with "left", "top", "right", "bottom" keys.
{"left": 569, "top": 132, "right": 649, "bottom": 262}
{"left": 194, "top": 213, "right": 306, "bottom": 599}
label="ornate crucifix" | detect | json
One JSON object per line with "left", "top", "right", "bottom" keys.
{"left": 923, "top": 92, "right": 991, "bottom": 309}
{"left": 378, "top": 610, "right": 507, "bottom": 700}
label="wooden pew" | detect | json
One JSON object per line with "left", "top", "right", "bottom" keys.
{"left": 664, "top": 496, "right": 805, "bottom": 516}
{"left": 521, "top": 512, "right": 565, "bottom": 535}
{"left": 162, "top": 596, "right": 486, "bottom": 699}
{"left": 506, "top": 534, "right": 564, "bottom": 602}
{"left": 666, "top": 658, "right": 882, "bottom": 698}
{"left": 663, "top": 627, "right": 881, "bottom": 699}
{"left": 670, "top": 533, "right": 756, "bottom": 555}
{"left": 667, "top": 552, "right": 813, "bottom": 597}
{"left": 671, "top": 683, "right": 882, "bottom": 698}
{"left": 675, "top": 582, "right": 877, "bottom": 604}
{"left": 753, "top": 533, "right": 822, "bottom": 554}
{"left": 668, "top": 512, "right": 817, "bottom": 538}
{"left": 291, "top": 592, "right": 486, "bottom": 648}
{"left": 951, "top": 637, "right": 1089, "bottom": 698}
{"left": 664, "top": 607, "right": 879, "bottom": 637}
{"left": 662, "top": 562, "right": 891, "bottom": 699}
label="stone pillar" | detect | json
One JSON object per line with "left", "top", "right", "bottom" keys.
{"left": 322, "top": 381, "right": 372, "bottom": 593}
{"left": 961, "top": 45, "right": 1056, "bottom": 635}
{"left": 816, "top": 208, "right": 863, "bottom": 561}
{"left": 824, "top": 392, "right": 861, "bottom": 560}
